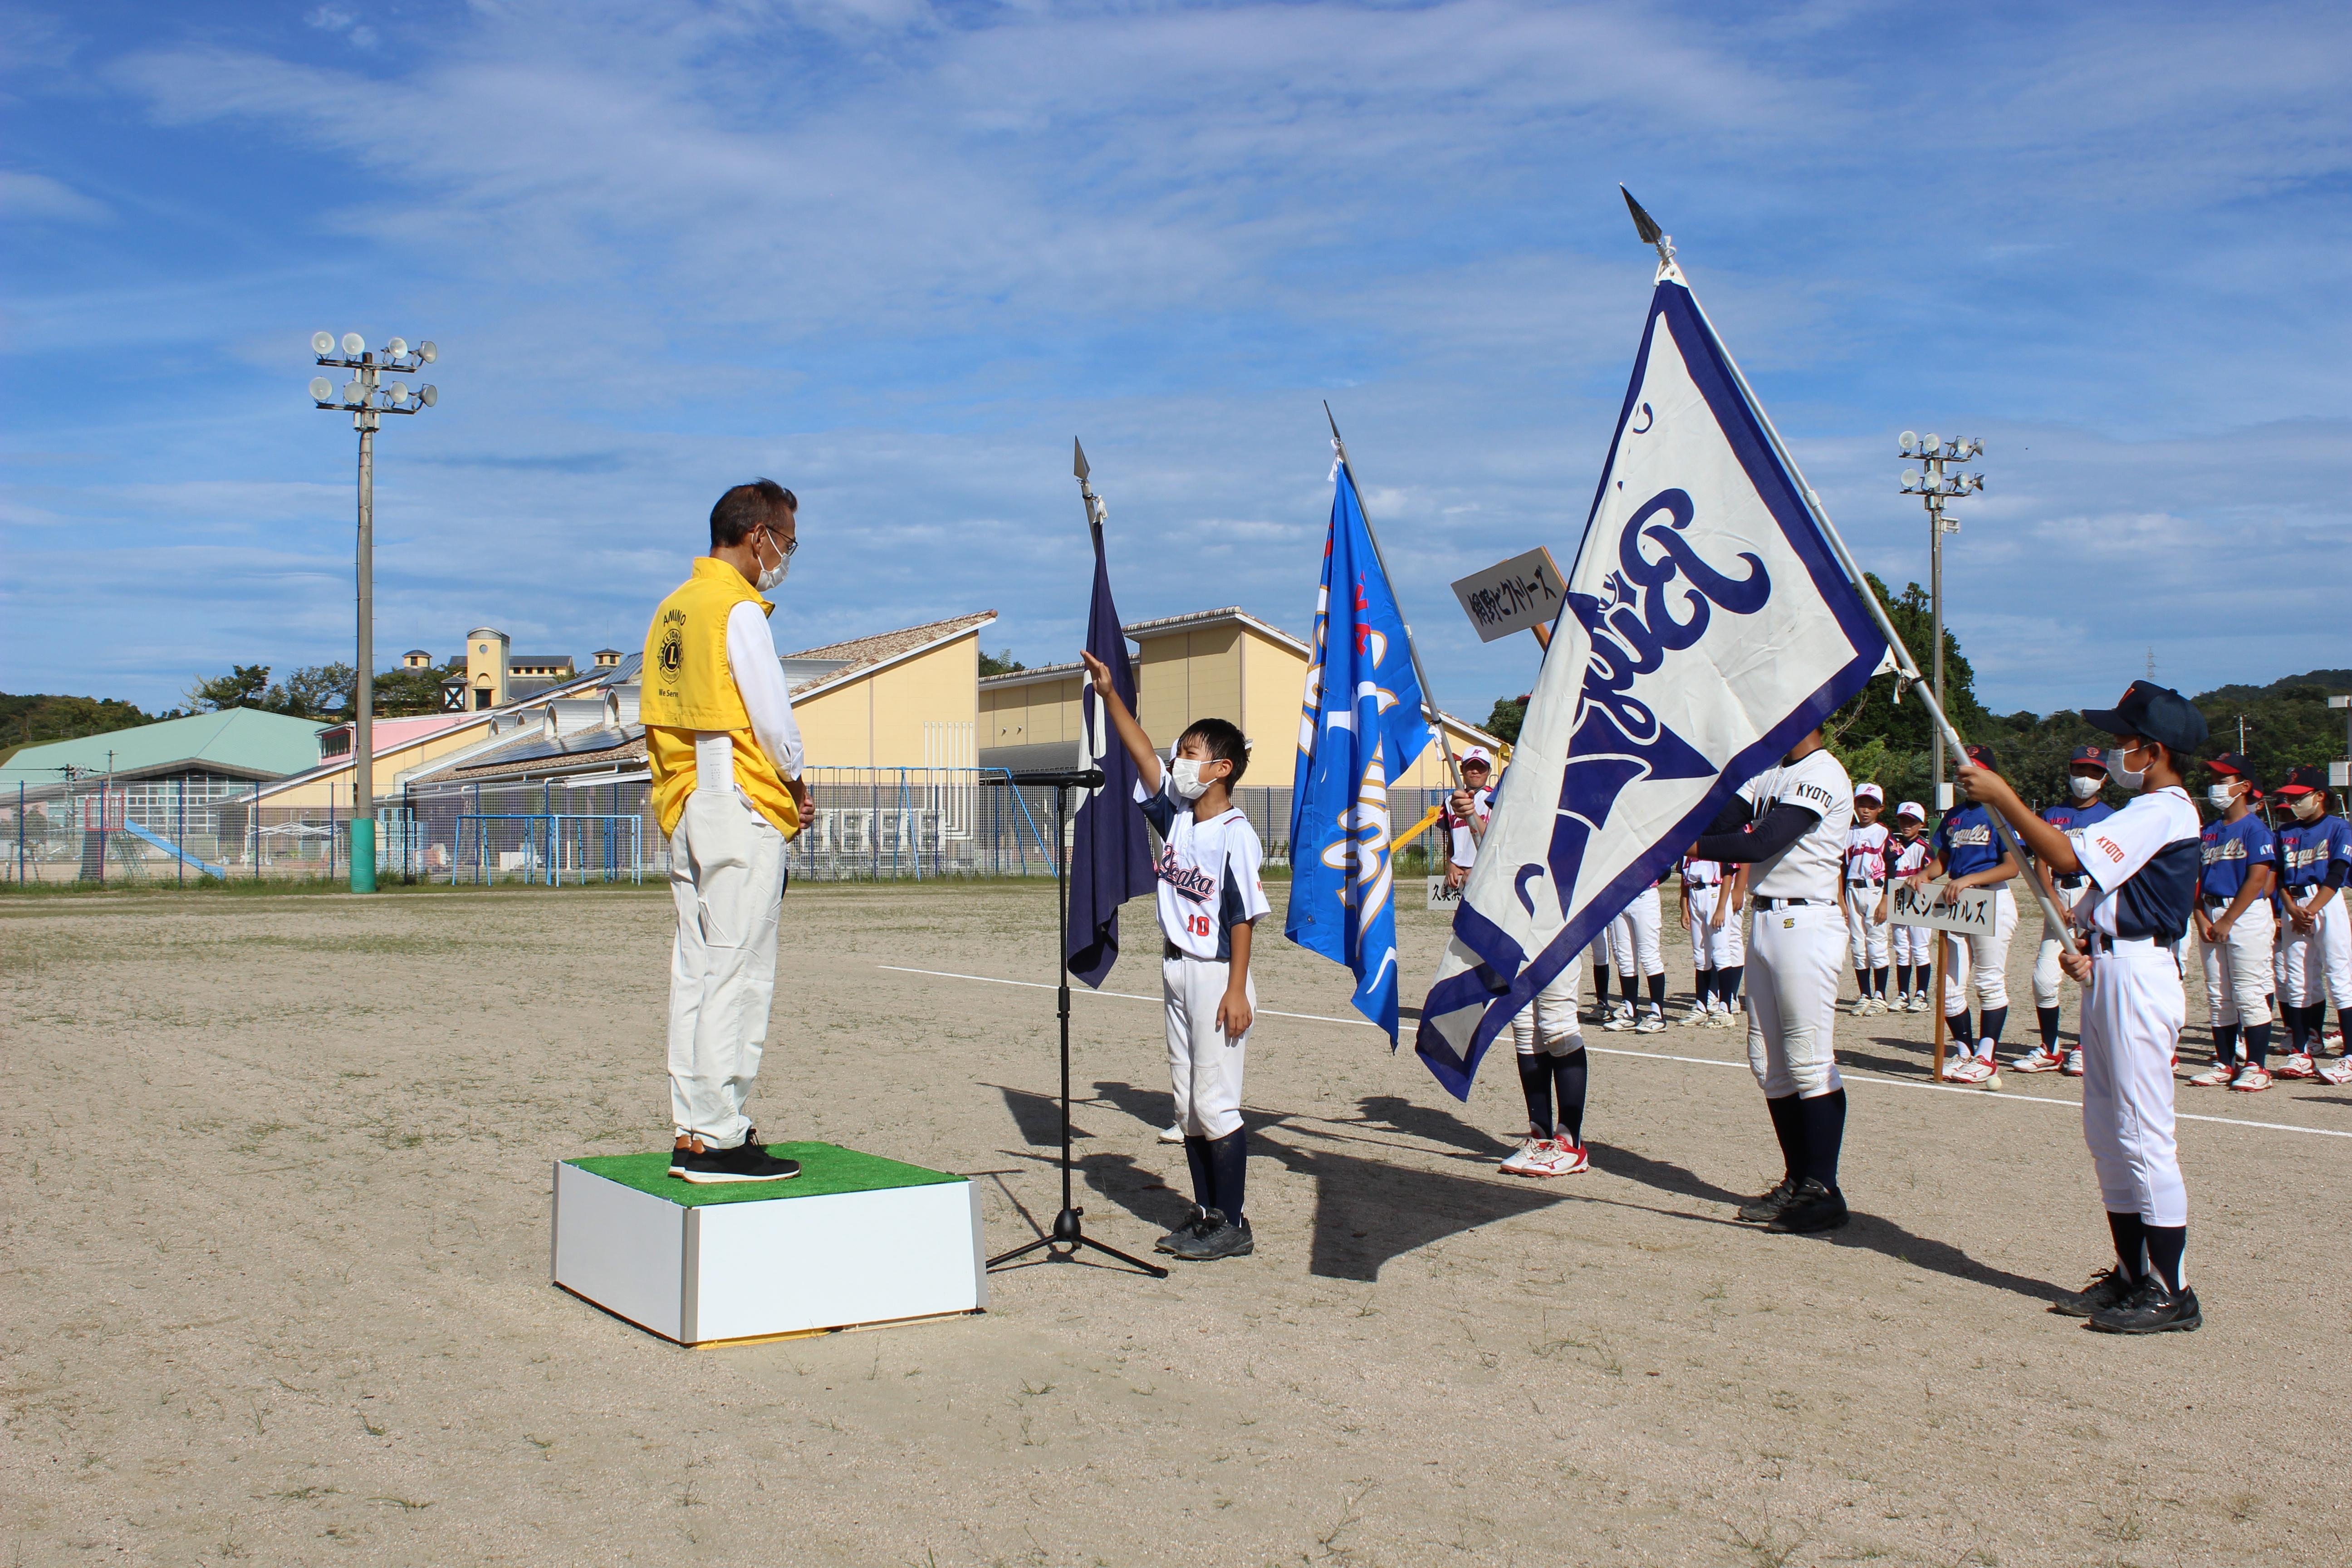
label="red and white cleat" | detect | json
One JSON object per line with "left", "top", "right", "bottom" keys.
{"left": 2011, "top": 1048, "right": 2067, "bottom": 1074}
{"left": 2230, "top": 1066, "right": 2274, "bottom": 1093}
{"left": 2275, "top": 1053, "right": 2318, "bottom": 1080}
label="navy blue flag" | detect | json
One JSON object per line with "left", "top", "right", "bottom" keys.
{"left": 1068, "top": 506, "right": 1153, "bottom": 987}
{"left": 1284, "top": 455, "right": 1433, "bottom": 1039}
{"left": 1413, "top": 265, "right": 1889, "bottom": 1099}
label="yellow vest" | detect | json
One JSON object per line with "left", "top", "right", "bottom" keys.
{"left": 642, "top": 558, "right": 800, "bottom": 840}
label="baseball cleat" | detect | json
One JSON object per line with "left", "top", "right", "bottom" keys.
{"left": 1945, "top": 1056, "right": 1995, "bottom": 1085}
{"left": 2317, "top": 1058, "right": 2352, "bottom": 1086}
{"left": 1170, "top": 1210, "right": 1253, "bottom": 1261}
{"left": 2062, "top": 1049, "right": 2085, "bottom": 1076}
{"left": 1529, "top": 1139, "right": 1590, "bottom": 1177}
{"left": 2087, "top": 1280, "right": 2201, "bottom": 1335}
{"left": 2050, "top": 1266, "right": 2137, "bottom": 1318}
{"left": 1908, "top": 995, "right": 1929, "bottom": 1014}
{"left": 2185, "top": 1063, "right": 2237, "bottom": 1087}
{"left": 1603, "top": 1007, "right": 1637, "bottom": 1032}
{"left": 1634, "top": 1011, "right": 1666, "bottom": 1034}
{"left": 2275, "top": 1053, "right": 2318, "bottom": 1079}
{"left": 1736, "top": 1178, "right": 1798, "bottom": 1224}
{"left": 1158, "top": 1123, "right": 1184, "bottom": 1143}
{"left": 1155, "top": 1205, "right": 1210, "bottom": 1253}
{"left": 1498, "top": 1137, "right": 1552, "bottom": 1177}
{"left": 2228, "top": 1066, "right": 2272, "bottom": 1092}
{"left": 2011, "top": 1049, "right": 2067, "bottom": 1074}
{"left": 1766, "top": 1177, "right": 1849, "bottom": 1234}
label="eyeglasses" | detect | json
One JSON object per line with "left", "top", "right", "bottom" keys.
{"left": 764, "top": 526, "right": 799, "bottom": 557}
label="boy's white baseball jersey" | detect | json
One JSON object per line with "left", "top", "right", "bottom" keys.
{"left": 1738, "top": 748, "right": 1854, "bottom": 1099}
{"left": 1137, "top": 774, "right": 1271, "bottom": 1139}
{"left": 1842, "top": 821, "right": 1891, "bottom": 970}
{"left": 1886, "top": 834, "right": 1933, "bottom": 966}
{"left": 2067, "top": 786, "right": 2200, "bottom": 1226}
{"left": 1606, "top": 884, "right": 1666, "bottom": 979}
{"left": 1447, "top": 786, "right": 1494, "bottom": 870}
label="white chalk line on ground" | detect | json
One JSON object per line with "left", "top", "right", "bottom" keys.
{"left": 877, "top": 963, "right": 2352, "bottom": 1143}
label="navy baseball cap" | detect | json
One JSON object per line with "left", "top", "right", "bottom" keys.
{"left": 2277, "top": 764, "right": 2328, "bottom": 797}
{"left": 2068, "top": 745, "right": 2106, "bottom": 767}
{"left": 2079, "top": 681, "right": 2209, "bottom": 757}
{"left": 1962, "top": 743, "right": 1999, "bottom": 773}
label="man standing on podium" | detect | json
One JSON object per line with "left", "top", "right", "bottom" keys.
{"left": 644, "top": 479, "right": 811, "bottom": 1184}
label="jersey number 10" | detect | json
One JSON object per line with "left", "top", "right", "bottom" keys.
{"left": 1187, "top": 913, "right": 1214, "bottom": 938}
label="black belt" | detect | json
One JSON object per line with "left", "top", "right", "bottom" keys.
{"left": 2086, "top": 932, "right": 2179, "bottom": 956}
{"left": 1846, "top": 879, "right": 1884, "bottom": 888}
{"left": 1756, "top": 896, "right": 1814, "bottom": 909}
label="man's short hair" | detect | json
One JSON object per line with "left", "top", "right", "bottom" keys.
{"left": 1182, "top": 718, "right": 1249, "bottom": 783}
{"left": 710, "top": 479, "right": 797, "bottom": 550}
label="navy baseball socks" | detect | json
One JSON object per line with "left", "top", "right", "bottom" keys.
{"left": 1514, "top": 1049, "right": 1589, "bottom": 1146}
{"left": 1742, "top": 1092, "right": 1847, "bottom": 1231}
{"left": 2038, "top": 1006, "right": 2063, "bottom": 1052}
{"left": 1873, "top": 965, "right": 1890, "bottom": 1003}
{"left": 1167, "top": 1130, "right": 1253, "bottom": 1261}
{"left": 1516, "top": 1054, "right": 1553, "bottom": 1136}
{"left": 2083, "top": 1215, "right": 2200, "bottom": 1334}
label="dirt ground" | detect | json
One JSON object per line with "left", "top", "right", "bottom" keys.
{"left": 5, "top": 881, "right": 2350, "bottom": 1568}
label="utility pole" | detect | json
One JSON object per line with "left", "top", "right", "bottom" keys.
{"left": 1899, "top": 432, "right": 1984, "bottom": 810}
{"left": 309, "top": 332, "right": 439, "bottom": 892}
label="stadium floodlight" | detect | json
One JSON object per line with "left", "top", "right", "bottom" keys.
{"left": 305, "top": 330, "right": 443, "bottom": 894}
{"left": 1898, "top": 421, "right": 1986, "bottom": 811}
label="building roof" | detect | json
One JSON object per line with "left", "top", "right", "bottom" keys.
{"left": 978, "top": 608, "right": 1311, "bottom": 693}
{"left": 0, "top": 707, "right": 329, "bottom": 789}
{"left": 509, "top": 654, "right": 575, "bottom": 668}
{"left": 780, "top": 611, "right": 996, "bottom": 699}
{"left": 444, "top": 722, "right": 646, "bottom": 784}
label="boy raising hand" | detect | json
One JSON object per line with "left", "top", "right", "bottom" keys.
{"left": 1080, "top": 649, "right": 1269, "bottom": 1262}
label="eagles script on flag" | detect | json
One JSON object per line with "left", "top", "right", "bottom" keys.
{"left": 1286, "top": 456, "right": 1432, "bottom": 1041}
{"left": 1413, "top": 266, "right": 1889, "bottom": 1099}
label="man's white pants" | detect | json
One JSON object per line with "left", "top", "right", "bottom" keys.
{"left": 667, "top": 790, "right": 786, "bottom": 1149}
{"left": 1686, "top": 886, "right": 1744, "bottom": 971}
{"left": 2278, "top": 894, "right": 2352, "bottom": 1008}
{"left": 1843, "top": 884, "right": 1888, "bottom": 970}
{"left": 2080, "top": 941, "right": 2188, "bottom": 1227}
{"left": 1744, "top": 902, "right": 1845, "bottom": 1100}
{"left": 1606, "top": 887, "right": 1665, "bottom": 979}
{"left": 1165, "top": 952, "right": 1252, "bottom": 1139}
{"left": 1509, "top": 963, "right": 1583, "bottom": 1057}
{"left": 1940, "top": 887, "right": 2018, "bottom": 1018}
{"left": 2199, "top": 906, "right": 2276, "bottom": 1029}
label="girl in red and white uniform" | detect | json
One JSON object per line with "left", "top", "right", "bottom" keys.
{"left": 1886, "top": 803, "right": 1935, "bottom": 1013}
{"left": 1843, "top": 784, "right": 1893, "bottom": 1014}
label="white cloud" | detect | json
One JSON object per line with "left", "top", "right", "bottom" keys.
{"left": 0, "top": 169, "right": 110, "bottom": 224}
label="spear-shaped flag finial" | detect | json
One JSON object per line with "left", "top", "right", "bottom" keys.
{"left": 1619, "top": 184, "right": 1676, "bottom": 272}
{"left": 1072, "top": 437, "right": 1089, "bottom": 481}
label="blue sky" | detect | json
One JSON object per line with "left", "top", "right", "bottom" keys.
{"left": 4, "top": 0, "right": 2347, "bottom": 723}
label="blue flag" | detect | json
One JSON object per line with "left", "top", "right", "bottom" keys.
{"left": 1284, "top": 458, "right": 1433, "bottom": 1039}
{"left": 1068, "top": 508, "right": 1153, "bottom": 988}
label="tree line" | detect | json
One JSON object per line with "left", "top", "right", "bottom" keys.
{"left": 180, "top": 659, "right": 464, "bottom": 722}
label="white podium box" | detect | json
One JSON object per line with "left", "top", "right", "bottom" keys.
{"left": 551, "top": 1142, "right": 987, "bottom": 1346}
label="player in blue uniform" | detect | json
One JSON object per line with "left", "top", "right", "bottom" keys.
{"left": 1918, "top": 744, "right": 2024, "bottom": 1084}
{"left": 1958, "top": 681, "right": 2208, "bottom": 1334}
{"left": 2189, "top": 754, "right": 2278, "bottom": 1090}
{"left": 2272, "top": 765, "right": 2352, "bottom": 1083}
{"left": 2014, "top": 746, "right": 2115, "bottom": 1073}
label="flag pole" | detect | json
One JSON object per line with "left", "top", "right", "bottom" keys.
{"left": 1322, "top": 402, "right": 1466, "bottom": 796}
{"left": 1617, "top": 188, "right": 2077, "bottom": 959}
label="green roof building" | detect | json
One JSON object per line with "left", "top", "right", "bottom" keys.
{"left": 0, "top": 708, "right": 328, "bottom": 796}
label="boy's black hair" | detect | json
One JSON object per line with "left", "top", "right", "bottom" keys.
{"left": 710, "top": 479, "right": 797, "bottom": 550}
{"left": 1181, "top": 718, "right": 1249, "bottom": 783}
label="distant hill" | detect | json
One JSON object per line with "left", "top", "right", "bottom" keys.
{"left": 2183, "top": 668, "right": 2349, "bottom": 789}
{"left": 2192, "top": 670, "right": 2352, "bottom": 706}
{"left": 0, "top": 692, "right": 167, "bottom": 770}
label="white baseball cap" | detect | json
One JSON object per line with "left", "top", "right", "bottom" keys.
{"left": 1855, "top": 782, "right": 1884, "bottom": 803}
{"left": 1459, "top": 747, "right": 1494, "bottom": 769}
{"left": 1895, "top": 800, "right": 1925, "bottom": 820}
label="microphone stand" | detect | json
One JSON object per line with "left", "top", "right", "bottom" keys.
{"left": 982, "top": 768, "right": 1168, "bottom": 1277}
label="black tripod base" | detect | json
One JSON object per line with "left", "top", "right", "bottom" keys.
{"left": 988, "top": 1205, "right": 1169, "bottom": 1277}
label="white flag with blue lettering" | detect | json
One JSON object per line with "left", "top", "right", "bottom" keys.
{"left": 1413, "top": 265, "right": 1888, "bottom": 1099}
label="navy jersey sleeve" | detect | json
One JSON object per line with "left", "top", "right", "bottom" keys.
{"left": 1133, "top": 775, "right": 1179, "bottom": 837}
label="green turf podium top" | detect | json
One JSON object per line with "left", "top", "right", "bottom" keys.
{"left": 565, "top": 1141, "right": 964, "bottom": 1208}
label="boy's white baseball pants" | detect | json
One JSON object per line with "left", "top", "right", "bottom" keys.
{"left": 1165, "top": 951, "right": 1252, "bottom": 1139}
{"left": 667, "top": 789, "right": 786, "bottom": 1149}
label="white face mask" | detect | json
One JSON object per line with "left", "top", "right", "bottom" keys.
{"left": 2293, "top": 794, "right": 2326, "bottom": 822}
{"left": 2206, "top": 784, "right": 2238, "bottom": 811}
{"left": 2107, "top": 744, "right": 2149, "bottom": 794}
{"left": 753, "top": 531, "right": 790, "bottom": 593}
{"left": 2068, "top": 774, "right": 2102, "bottom": 801}
{"left": 1170, "top": 757, "right": 1215, "bottom": 800}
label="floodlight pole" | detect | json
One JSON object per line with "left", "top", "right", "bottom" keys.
{"left": 1898, "top": 434, "right": 1981, "bottom": 811}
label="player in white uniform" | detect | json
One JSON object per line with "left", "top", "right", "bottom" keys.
{"left": 1081, "top": 650, "right": 1270, "bottom": 1263}
{"left": 1917, "top": 743, "right": 2024, "bottom": 1085}
{"left": 1442, "top": 747, "right": 1495, "bottom": 890}
{"left": 1680, "top": 852, "right": 1747, "bottom": 1027}
{"left": 1691, "top": 726, "right": 1855, "bottom": 1234}
{"left": 1603, "top": 879, "right": 1670, "bottom": 1033}
{"left": 1842, "top": 784, "right": 1893, "bottom": 1014}
{"left": 1496, "top": 956, "right": 1592, "bottom": 1179}
{"left": 1958, "top": 681, "right": 2207, "bottom": 1333}
{"left": 1886, "top": 803, "right": 1934, "bottom": 1012}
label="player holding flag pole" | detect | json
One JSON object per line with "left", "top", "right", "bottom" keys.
{"left": 1285, "top": 416, "right": 1453, "bottom": 1040}
{"left": 1065, "top": 440, "right": 1156, "bottom": 992}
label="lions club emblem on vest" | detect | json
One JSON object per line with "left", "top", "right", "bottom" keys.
{"left": 657, "top": 609, "right": 686, "bottom": 684}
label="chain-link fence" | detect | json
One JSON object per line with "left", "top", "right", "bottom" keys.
{"left": 3, "top": 771, "right": 1455, "bottom": 887}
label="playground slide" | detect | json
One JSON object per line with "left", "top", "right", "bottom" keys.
{"left": 120, "top": 819, "right": 230, "bottom": 879}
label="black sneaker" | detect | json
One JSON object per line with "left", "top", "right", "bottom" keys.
{"left": 1155, "top": 1206, "right": 1209, "bottom": 1254}
{"left": 1766, "top": 1177, "right": 1850, "bottom": 1234}
{"left": 2049, "top": 1266, "right": 2136, "bottom": 1318}
{"left": 674, "top": 1138, "right": 800, "bottom": 1184}
{"left": 1736, "top": 1178, "right": 1798, "bottom": 1224}
{"left": 1170, "top": 1209, "right": 1254, "bottom": 1261}
{"left": 669, "top": 1142, "right": 696, "bottom": 1176}
{"left": 2088, "top": 1279, "right": 2201, "bottom": 1335}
